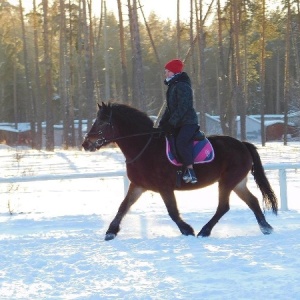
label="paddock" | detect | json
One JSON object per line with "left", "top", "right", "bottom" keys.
{"left": 0, "top": 144, "right": 300, "bottom": 299}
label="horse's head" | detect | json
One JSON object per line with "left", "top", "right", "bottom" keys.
{"left": 82, "top": 103, "right": 115, "bottom": 152}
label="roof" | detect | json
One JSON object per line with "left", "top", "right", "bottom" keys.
{"left": 0, "top": 123, "right": 31, "bottom": 133}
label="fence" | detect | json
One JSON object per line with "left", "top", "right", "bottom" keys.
{"left": 0, "top": 163, "right": 299, "bottom": 211}
{"left": 264, "top": 163, "right": 300, "bottom": 211}
{"left": 0, "top": 171, "right": 129, "bottom": 200}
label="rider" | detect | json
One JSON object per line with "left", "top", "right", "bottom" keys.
{"left": 159, "top": 59, "right": 199, "bottom": 184}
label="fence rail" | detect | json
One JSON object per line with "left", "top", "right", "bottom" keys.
{"left": 1, "top": 163, "right": 299, "bottom": 211}
{"left": 0, "top": 171, "right": 129, "bottom": 199}
{"left": 264, "top": 163, "right": 300, "bottom": 211}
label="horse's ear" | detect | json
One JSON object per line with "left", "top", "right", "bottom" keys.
{"left": 98, "top": 102, "right": 107, "bottom": 110}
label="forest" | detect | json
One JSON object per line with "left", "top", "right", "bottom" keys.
{"left": 0, "top": 0, "right": 299, "bottom": 150}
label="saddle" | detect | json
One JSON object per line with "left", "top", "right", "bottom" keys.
{"left": 166, "top": 131, "right": 214, "bottom": 166}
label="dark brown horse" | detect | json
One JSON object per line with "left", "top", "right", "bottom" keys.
{"left": 82, "top": 102, "right": 278, "bottom": 241}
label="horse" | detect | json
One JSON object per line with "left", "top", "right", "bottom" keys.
{"left": 82, "top": 102, "right": 278, "bottom": 241}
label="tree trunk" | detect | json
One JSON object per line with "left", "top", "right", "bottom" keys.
{"left": 103, "top": 2, "right": 110, "bottom": 101}
{"left": 42, "top": 0, "right": 54, "bottom": 151}
{"left": 276, "top": 47, "right": 280, "bottom": 114}
{"left": 93, "top": 0, "right": 104, "bottom": 104}
{"left": 32, "top": 0, "right": 43, "bottom": 150}
{"left": 67, "top": 0, "right": 76, "bottom": 147}
{"left": 217, "top": 0, "right": 230, "bottom": 135}
{"left": 13, "top": 63, "right": 18, "bottom": 129}
{"left": 188, "top": 0, "right": 198, "bottom": 116}
{"left": 176, "top": 0, "right": 181, "bottom": 57}
{"left": 128, "top": 0, "right": 146, "bottom": 111}
{"left": 19, "top": 0, "right": 37, "bottom": 148}
{"left": 260, "top": 0, "right": 266, "bottom": 146}
{"left": 233, "top": 0, "right": 244, "bottom": 140}
{"left": 83, "top": 0, "right": 95, "bottom": 129}
{"left": 117, "top": 0, "right": 129, "bottom": 104}
{"left": 243, "top": 24, "right": 249, "bottom": 140}
{"left": 59, "top": 0, "right": 72, "bottom": 149}
{"left": 195, "top": 0, "right": 206, "bottom": 131}
{"left": 283, "top": 0, "right": 291, "bottom": 146}
{"left": 295, "top": 0, "right": 300, "bottom": 83}
{"left": 188, "top": 0, "right": 196, "bottom": 74}
{"left": 138, "top": 0, "right": 164, "bottom": 105}
{"left": 227, "top": 2, "right": 236, "bottom": 137}
{"left": 76, "top": 0, "right": 84, "bottom": 148}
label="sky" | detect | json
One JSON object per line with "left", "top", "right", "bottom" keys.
{"left": 105, "top": 0, "right": 192, "bottom": 22}
{"left": 8, "top": 0, "right": 282, "bottom": 25}
{"left": 8, "top": 0, "right": 206, "bottom": 23}
{"left": 0, "top": 142, "right": 300, "bottom": 299}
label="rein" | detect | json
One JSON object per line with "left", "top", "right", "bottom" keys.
{"left": 125, "top": 133, "right": 154, "bottom": 164}
{"left": 86, "top": 108, "right": 164, "bottom": 164}
{"left": 88, "top": 125, "right": 163, "bottom": 164}
{"left": 92, "top": 130, "right": 161, "bottom": 146}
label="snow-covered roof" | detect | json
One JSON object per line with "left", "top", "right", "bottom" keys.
{"left": 289, "top": 111, "right": 300, "bottom": 117}
{"left": 264, "top": 120, "right": 295, "bottom": 126}
{"left": 0, "top": 123, "right": 31, "bottom": 132}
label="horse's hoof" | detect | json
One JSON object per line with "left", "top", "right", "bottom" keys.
{"left": 181, "top": 231, "right": 195, "bottom": 237}
{"left": 259, "top": 221, "right": 273, "bottom": 235}
{"left": 197, "top": 227, "right": 211, "bottom": 237}
{"left": 105, "top": 233, "right": 116, "bottom": 241}
{"left": 178, "top": 222, "right": 195, "bottom": 236}
{"left": 260, "top": 225, "right": 273, "bottom": 235}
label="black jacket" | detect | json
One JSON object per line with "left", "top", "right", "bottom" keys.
{"left": 159, "top": 72, "right": 198, "bottom": 128}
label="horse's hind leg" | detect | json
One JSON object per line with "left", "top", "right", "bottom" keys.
{"left": 105, "top": 183, "right": 145, "bottom": 241}
{"left": 234, "top": 178, "right": 273, "bottom": 234}
{"left": 197, "top": 184, "right": 231, "bottom": 237}
{"left": 160, "top": 189, "right": 195, "bottom": 236}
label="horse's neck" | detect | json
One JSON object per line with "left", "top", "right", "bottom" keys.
{"left": 116, "top": 136, "right": 149, "bottom": 162}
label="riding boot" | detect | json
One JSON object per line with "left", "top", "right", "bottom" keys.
{"left": 182, "top": 168, "right": 197, "bottom": 184}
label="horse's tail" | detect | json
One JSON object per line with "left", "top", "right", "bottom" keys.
{"left": 243, "top": 141, "right": 278, "bottom": 215}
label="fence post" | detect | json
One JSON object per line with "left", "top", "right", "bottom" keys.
{"left": 279, "top": 168, "right": 288, "bottom": 211}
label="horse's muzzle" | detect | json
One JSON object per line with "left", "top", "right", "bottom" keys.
{"left": 82, "top": 136, "right": 107, "bottom": 151}
{"left": 82, "top": 138, "right": 97, "bottom": 152}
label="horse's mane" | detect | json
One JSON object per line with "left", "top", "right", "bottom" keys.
{"left": 109, "top": 103, "right": 154, "bottom": 132}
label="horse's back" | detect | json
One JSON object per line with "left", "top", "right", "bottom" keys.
{"left": 191, "top": 135, "right": 254, "bottom": 186}
{"left": 208, "top": 135, "right": 253, "bottom": 161}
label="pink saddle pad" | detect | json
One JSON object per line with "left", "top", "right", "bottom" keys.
{"left": 166, "top": 137, "right": 215, "bottom": 166}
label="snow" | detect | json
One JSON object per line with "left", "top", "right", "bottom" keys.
{"left": 0, "top": 123, "right": 31, "bottom": 133}
{"left": 0, "top": 142, "right": 300, "bottom": 299}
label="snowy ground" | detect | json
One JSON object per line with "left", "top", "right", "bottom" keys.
{"left": 0, "top": 142, "right": 300, "bottom": 299}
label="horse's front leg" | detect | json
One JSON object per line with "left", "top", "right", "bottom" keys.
{"left": 160, "top": 189, "right": 195, "bottom": 236}
{"left": 105, "top": 183, "right": 145, "bottom": 241}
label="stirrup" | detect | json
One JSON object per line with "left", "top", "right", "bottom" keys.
{"left": 182, "top": 168, "right": 197, "bottom": 184}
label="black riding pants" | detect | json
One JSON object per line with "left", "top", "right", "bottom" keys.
{"left": 175, "top": 124, "right": 199, "bottom": 166}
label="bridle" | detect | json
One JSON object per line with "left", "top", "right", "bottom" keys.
{"left": 84, "top": 110, "right": 114, "bottom": 148}
{"left": 84, "top": 110, "right": 163, "bottom": 164}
